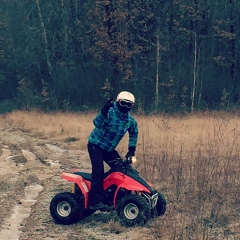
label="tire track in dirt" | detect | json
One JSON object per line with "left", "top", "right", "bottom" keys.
{"left": 0, "top": 140, "right": 46, "bottom": 239}
{"left": 0, "top": 143, "right": 27, "bottom": 232}
{"left": 0, "top": 146, "right": 20, "bottom": 175}
{"left": 0, "top": 129, "right": 65, "bottom": 239}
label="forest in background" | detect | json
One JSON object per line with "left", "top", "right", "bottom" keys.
{"left": 0, "top": 0, "right": 240, "bottom": 113}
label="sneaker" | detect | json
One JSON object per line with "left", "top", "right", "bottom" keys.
{"left": 89, "top": 202, "right": 113, "bottom": 211}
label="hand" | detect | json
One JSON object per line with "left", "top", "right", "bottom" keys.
{"left": 101, "top": 98, "right": 113, "bottom": 116}
{"left": 125, "top": 146, "right": 136, "bottom": 159}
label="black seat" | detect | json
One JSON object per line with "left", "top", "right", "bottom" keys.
{"left": 73, "top": 171, "right": 112, "bottom": 181}
{"left": 73, "top": 171, "right": 92, "bottom": 181}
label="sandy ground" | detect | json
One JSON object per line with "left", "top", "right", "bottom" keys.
{"left": 0, "top": 127, "right": 158, "bottom": 240}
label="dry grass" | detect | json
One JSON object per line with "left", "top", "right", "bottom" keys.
{"left": 0, "top": 110, "right": 94, "bottom": 149}
{"left": 0, "top": 110, "right": 239, "bottom": 239}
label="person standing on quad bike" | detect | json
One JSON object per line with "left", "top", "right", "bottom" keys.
{"left": 88, "top": 91, "right": 138, "bottom": 211}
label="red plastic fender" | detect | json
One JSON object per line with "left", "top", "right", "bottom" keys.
{"left": 113, "top": 183, "right": 151, "bottom": 208}
{"left": 61, "top": 172, "right": 89, "bottom": 208}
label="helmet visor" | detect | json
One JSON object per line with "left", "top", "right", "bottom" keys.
{"left": 119, "top": 99, "right": 134, "bottom": 108}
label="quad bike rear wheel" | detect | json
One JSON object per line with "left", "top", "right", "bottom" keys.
{"left": 74, "top": 184, "right": 95, "bottom": 217}
{"left": 50, "top": 192, "right": 84, "bottom": 225}
{"left": 116, "top": 194, "right": 150, "bottom": 227}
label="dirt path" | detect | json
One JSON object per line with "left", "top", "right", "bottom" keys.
{"left": 0, "top": 128, "right": 155, "bottom": 240}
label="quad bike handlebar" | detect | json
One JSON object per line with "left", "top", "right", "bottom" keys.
{"left": 125, "top": 156, "right": 137, "bottom": 164}
{"left": 109, "top": 156, "right": 137, "bottom": 168}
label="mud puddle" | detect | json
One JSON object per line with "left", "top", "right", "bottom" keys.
{"left": 0, "top": 184, "right": 43, "bottom": 240}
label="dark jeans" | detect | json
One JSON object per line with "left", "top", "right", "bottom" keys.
{"left": 87, "top": 142, "right": 121, "bottom": 206}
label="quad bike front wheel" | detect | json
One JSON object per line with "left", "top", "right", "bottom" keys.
{"left": 50, "top": 192, "right": 84, "bottom": 225}
{"left": 151, "top": 192, "right": 167, "bottom": 218}
{"left": 116, "top": 194, "right": 150, "bottom": 227}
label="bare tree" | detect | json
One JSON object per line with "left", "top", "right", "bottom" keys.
{"left": 155, "top": 34, "right": 160, "bottom": 113}
{"left": 191, "top": 32, "right": 197, "bottom": 112}
{"left": 35, "top": 0, "right": 52, "bottom": 76}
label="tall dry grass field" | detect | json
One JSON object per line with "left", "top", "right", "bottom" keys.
{"left": 1, "top": 110, "right": 239, "bottom": 239}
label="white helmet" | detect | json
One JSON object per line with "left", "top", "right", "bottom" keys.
{"left": 116, "top": 91, "right": 135, "bottom": 103}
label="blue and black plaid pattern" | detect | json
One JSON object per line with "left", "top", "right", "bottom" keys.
{"left": 88, "top": 102, "right": 138, "bottom": 151}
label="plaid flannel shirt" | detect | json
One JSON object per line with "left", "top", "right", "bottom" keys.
{"left": 88, "top": 102, "right": 138, "bottom": 152}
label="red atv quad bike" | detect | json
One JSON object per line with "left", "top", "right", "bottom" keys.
{"left": 50, "top": 157, "right": 166, "bottom": 227}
